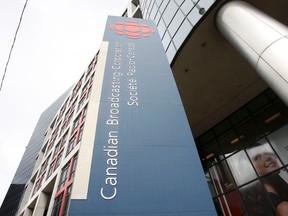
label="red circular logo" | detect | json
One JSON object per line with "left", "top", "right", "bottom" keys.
{"left": 109, "top": 21, "right": 156, "bottom": 39}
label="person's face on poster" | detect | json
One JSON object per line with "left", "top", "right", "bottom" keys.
{"left": 247, "top": 144, "right": 280, "bottom": 176}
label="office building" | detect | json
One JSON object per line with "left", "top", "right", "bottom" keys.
{"left": 12, "top": 0, "right": 288, "bottom": 215}
{"left": 0, "top": 89, "right": 71, "bottom": 216}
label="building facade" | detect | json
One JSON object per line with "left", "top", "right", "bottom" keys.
{"left": 0, "top": 88, "right": 71, "bottom": 216}
{"left": 7, "top": 0, "right": 288, "bottom": 216}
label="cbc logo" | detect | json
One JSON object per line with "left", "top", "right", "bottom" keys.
{"left": 109, "top": 21, "right": 156, "bottom": 39}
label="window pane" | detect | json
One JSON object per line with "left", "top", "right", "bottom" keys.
{"left": 234, "top": 119, "right": 259, "bottom": 147}
{"left": 220, "top": 190, "right": 246, "bottom": 216}
{"left": 261, "top": 167, "right": 288, "bottom": 213}
{"left": 230, "top": 107, "right": 250, "bottom": 125}
{"left": 254, "top": 104, "right": 287, "bottom": 135}
{"left": 247, "top": 94, "right": 270, "bottom": 113}
{"left": 239, "top": 180, "right": 275, "bottom": 216}
{"left": 209, "top": 160, "right": 236, "bottom": 194}
{"left": 227, "top": 150, "right": 257, "bottom": 186}
{"left": 218, "top": 129, "right": 242, "bottom": 158}
{"left": 246, "top": 141, "right": 283, "bottom": 177}
{"left": 201, "top": 140, "right": 223, "bottom": 167}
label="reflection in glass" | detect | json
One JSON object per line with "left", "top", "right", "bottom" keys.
{"left": 209, "top": 160, "right": 236, "bottom": 195}
{"left": 234, "top": 119, "right": 259, "bottom": 147}
{"left": 227, "top": 150, "right": 257, "bottom": 186}
{"left": 239, "top": 181, "right": 275, "bottom": 216}
{"left": 224, "top": 190, "right": 246, "bottom": 216}
{"left": 246, "top": 142, "right": 283, "bottom": 177}
{"left": 261, "top": 169, "right": 288, "bottom": 215}
{"left": 218, "top": 129, "right": 242, "bottom": 158}
{"left": 201, "top": 140, "right": 222, "bottom": 167}
{"left": 254, "top": 104, "right": 287, "bottom": 135}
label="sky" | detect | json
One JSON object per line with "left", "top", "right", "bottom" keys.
{"left": 0, "top": 0, "right": 129, "bottom": 206}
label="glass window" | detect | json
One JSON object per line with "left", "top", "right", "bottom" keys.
{"left": 247, "top": 94, "right": 270, "bottom": 113}
{"left": 67, "top": 136, "right": 76, "bottom": 155}
{"left": 239, "top": 180, "right": 276, "bottom": 216}
{"left": 62, "top": 185, "right": 72, "bottom": 215}
{"left": 168, "top": 9, "right": 185, "bottom": 37}
{"left": 246, "top": 141, "right": 284, "bottom": 177}
{"left": 58, "top": 164, "right": 69, "bottom": 190}
{"left": 47, "top": 161, "right": 55, "bottom": 178}
{"left": 162, "top": 0, "right": 178, "bottom": 26}
{"left": 214, "top": 119, "right": 231, "bottom": 136}
{"left": 72, "top": 115, "right": 80, "bottom": 132}
{"left": 70, "top": 155, "right": 78, "bottom": 179}
{"left": 56, "top": 151, "right": 63, "bottom": 168}
{"left": 227, "top": 150, "right": 257, "bottom": 186}
{"left": 201, "top": 140, "right": 223, "bottom": 167}
{"left": 265, "top": 88, "right": 278, "bottom": 101}
{"left": 261, "top": 167, "right": 288, "bottom": 214}
{"left": 275, "top": 99, "right": 288, "bottom": 120}
{"left": 230, "top": 107, "right": 250, "bottom": 125}
{"left": 198, "top": 130, "right": 215, "bottom": 145}
{"left": 209, "top": 160, "right": 236, "bottom": 194}
{"left": 254, "top": 104, "right": 287, "bottom": 135}
{"left": 218, "top": 190, "right": 246, "bottom": 216}
{"left": 234, "top": 118, "right": 259, "bottom": 147}
{"left": 77, "top": 125, "right": 84, "bottom": 144}
{"left": 218, "top": 129, "right": 242, "bottom": 158}
{"left": 52, "top": 193, "right": 63, "bottom": 216}
{"left": 173, "top": 19, "right": 191, "bottom": 49}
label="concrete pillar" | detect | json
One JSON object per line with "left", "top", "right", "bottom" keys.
{"left": 216, "top": 1, "right": 288, "bottom": 106}
{"left": 32, "top": 192, "right": 49, "bottom": 216}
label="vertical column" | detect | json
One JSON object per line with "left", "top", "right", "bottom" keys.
{"left": 216, "top": 1, "right": 288, "bottom": 105}
{"left": 32, "top": 192, "right": 49, "bottom": 216}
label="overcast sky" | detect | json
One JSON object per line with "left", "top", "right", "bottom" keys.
{"left": 0, "top": 0, "right": 129, "bottom": 206}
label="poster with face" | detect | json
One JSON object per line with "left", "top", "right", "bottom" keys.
{"left": 245, "top": 140, "right": 288, "bottom": 216}
{"left": 246, "top": 142, "right": 283, "bottom": 177}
